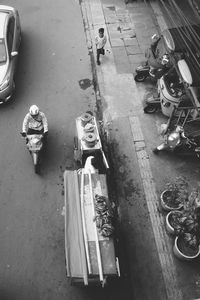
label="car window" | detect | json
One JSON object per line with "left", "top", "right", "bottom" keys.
{"left": 7, "top": 17, "right": 15, "bottom": 54}
{"left": 0, "top": 39, "right": 7, "bottom": 63}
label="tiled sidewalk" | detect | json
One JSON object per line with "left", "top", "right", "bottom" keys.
{"left": 80, "top": 0, "right": 200, "bottom": 299}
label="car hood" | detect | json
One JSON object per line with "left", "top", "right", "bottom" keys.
{"left": 0, "top": 63, "right": 8, "bottom": 84}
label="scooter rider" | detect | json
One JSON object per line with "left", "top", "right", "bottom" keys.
{"left": 153, "top": 125, "right": 186, "bottom": 154}
{"left": 21, "top": 105, "right": 48, "bottom": 137}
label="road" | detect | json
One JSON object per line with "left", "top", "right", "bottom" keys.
{"left": 1, "top": 1, "right": 200, "bottom": 300}
{"left": 0, "top": 1, "right": 101, "bottom": 299}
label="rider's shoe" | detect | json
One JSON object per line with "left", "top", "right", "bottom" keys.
{"left": 153, "top": 148, "right": 159, "bottom": 154}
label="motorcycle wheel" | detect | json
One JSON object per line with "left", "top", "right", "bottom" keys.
{"left": 144, "top": 104, "right": 157, "bottom": 114}
{"left": 34, "top": 164, "right": 40, "bottom": 174}
{"left": 153, "top": 148, "right": 160, "bottom": 154}
{"left": 134, "top": 74, "right": 146, "bottom": 82}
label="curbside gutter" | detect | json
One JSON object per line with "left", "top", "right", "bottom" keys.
{"left": 79, "top": 0, "right": 103, "bottom": 120}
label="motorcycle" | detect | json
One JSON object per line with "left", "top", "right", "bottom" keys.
{"left": 153, "top": 126, "right": 200, "bottom": 158}
{"left": 21, "top": 133, "right": 44, "bottom": 173}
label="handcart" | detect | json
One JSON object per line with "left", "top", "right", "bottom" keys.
{"left": 74, "top": 112, "right": 109, "bottom": 171}
{"left": 63, "top": 157, "right": 120, "bottom": 286}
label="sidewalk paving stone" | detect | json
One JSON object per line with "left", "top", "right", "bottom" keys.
{"left": 128, "top": 53, "right": 145, "bottom": 64}
{"left": 121, "top": 29, "right": 136, "bottom": 39}
{"left": 124, "top": 38, "right": 139, "bottom": 47}
{"left": 110, "top": 38, "right": 124, "bottom": 47}
{"left": 125, "top": 45, "right": 141, "bottom": 55}
{"left": 107, "top": 23, "right": 121, "bottom": 37}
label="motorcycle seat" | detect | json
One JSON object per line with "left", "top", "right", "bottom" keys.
{"left": 27, "top": 134, "right": 43, "bottom": 140}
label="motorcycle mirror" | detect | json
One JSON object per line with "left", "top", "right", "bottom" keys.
{"left": 20, "top": 132, "right": 26, "bottom": 137}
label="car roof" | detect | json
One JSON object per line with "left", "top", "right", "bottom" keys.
{"left": 0, "top": 5, "right": 15, "bottom": 13}
{"left": 0, "top": 12, "right": 8, "bottom": 39}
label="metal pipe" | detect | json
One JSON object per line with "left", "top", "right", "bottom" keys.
{"left": 80, "top": 170, "right": 92, "bottom": 274}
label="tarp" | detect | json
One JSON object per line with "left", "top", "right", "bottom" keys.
{"left": 64, "top": 170, "right": 88, "bottom": 284}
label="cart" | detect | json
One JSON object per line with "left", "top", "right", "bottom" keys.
{"left": 73, "top": 112, "right": 109, "bottom": 171}
{"left": 63, "top": 157, "right": 120, "bottom": 286}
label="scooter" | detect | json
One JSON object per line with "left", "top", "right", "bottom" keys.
{"left": 153, "top": 126, "right": 200, "bottom": 158}
{"left": 21, "top": 133, "right": 44, "bottom": 173}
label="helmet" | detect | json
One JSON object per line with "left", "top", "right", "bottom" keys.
{"left": 29, "top": 105, "right": 39, "bottom": 116}
{"left": 161, "top": 54, "right": 169, "bottom": 65}
{"left": 151, "top": 34, "right": 159, "bottom": 41}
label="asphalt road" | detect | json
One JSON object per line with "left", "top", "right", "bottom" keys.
{"left": 2, "top": 1, "right": 200, "bottom": 300}
{"left": 0, "top": 1, "right": 100, "bottom": 299}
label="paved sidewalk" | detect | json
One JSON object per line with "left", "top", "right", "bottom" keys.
{"left": 80, "top": 1, "right": 200, "bottom": 299}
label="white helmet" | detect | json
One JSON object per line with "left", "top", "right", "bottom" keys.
{"left": 161, "top": 54, "right": 169, "bottom": 65}
{"left": 29, "top": 105, "right": 39, "bottom": 116}
{"left": 151, "top": 34, "right": 159, "bottom": 41}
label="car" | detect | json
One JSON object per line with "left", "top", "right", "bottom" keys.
{"left": 0, "top": 5, "right": 21, "bottom": 104}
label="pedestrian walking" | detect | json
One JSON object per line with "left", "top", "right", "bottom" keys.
{"left": 95, "top": 28, "right": 107, "bottom": 65}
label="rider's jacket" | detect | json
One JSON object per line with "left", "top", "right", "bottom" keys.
{"left": 22, "top": 112, "right": 48, "bottom": 133}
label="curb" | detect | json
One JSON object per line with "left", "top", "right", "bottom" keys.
{"left": 79, "top": 0, "right": 103, "bottom": 120}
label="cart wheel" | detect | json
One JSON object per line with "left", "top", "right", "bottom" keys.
{"left": 74, "top": 136, "right": 78, "bottom": 150}
{"left": 34, "top": 164, "right": 40, "bottom": 174}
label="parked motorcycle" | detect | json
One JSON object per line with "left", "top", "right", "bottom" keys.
{"left": 21, "top": 133, "right": 44, "bottom": 173}
{"left": 153, "top": 126, "right": 200, "bottom": 158}
{"left": 134, "top": 53, "right": 170, "bottom": 82}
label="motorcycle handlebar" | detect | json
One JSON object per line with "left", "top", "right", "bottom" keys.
{"left": 20, "top": 132, "right": 26, "bottom": 137}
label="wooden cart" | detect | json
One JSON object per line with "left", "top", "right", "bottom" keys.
{"left": 63, "top": 158, "right": 120, "bottom": 286}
